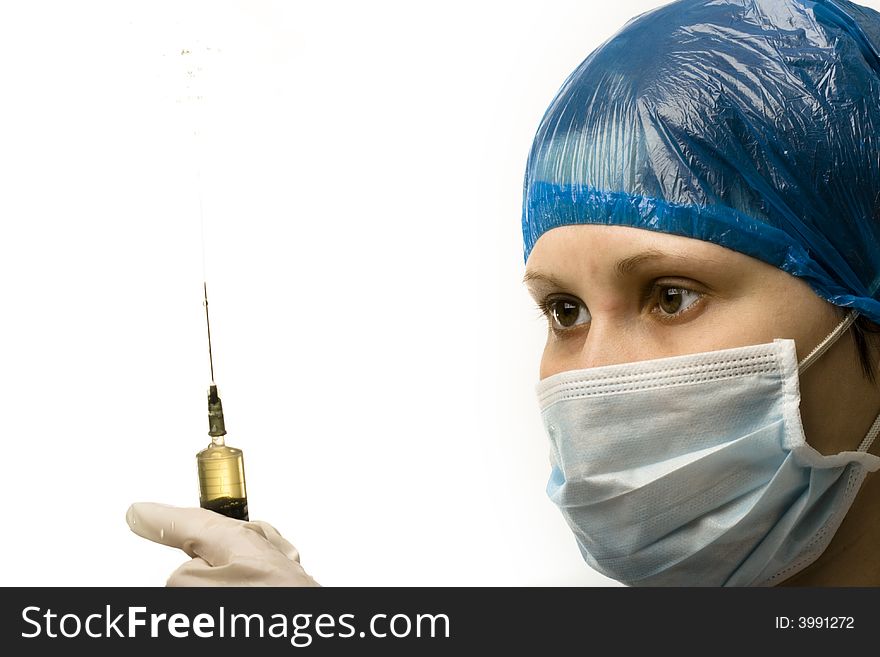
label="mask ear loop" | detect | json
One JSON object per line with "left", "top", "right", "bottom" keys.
{"left": 797, "top": 310, "right": 860, "bottom": 374}
{"left": 856, "top": 411, "right": 880, "bottom": 453}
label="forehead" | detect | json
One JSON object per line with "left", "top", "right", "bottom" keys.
{"left": 529, "top": 224, "right": 736, "bottom": 263}
{"left": 525, "top": 224, "right": 753, "bottom": 272}
{"left": 522, "top": 224, "right": 783, "bottom": 295}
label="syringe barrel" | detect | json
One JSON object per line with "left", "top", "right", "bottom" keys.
{"left": 196, "top": 442, "right": 248, "bottom": 521}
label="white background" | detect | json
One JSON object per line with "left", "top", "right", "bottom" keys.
{"left": 4, "top": 0, "right": 875, "bottom": 587}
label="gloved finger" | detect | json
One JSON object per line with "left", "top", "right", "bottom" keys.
{"left": 166, "top": 557, "right": 258, "bottom": 587}
{"left": 126, "top": 502, "right": 272, "bottom": 566}
{"left": 167, "top": 555, "right": 321, "bottom": 587}
{"left": 247, "top": 520, "right": 301, "bottom": 562}
{"left": 166, "top": 557, "right": 214, "bottom": 587}
{"left": 127, "top": 502, "right": 234, "bottom": 557}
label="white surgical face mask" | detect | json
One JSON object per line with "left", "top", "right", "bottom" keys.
{"left": 537, "top": 312, "right": 880, "bottom": 586}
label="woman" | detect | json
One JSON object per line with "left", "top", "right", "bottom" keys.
{"left": 521, "top": 0, "right": 880, "bottom": 586}
{"left": 128, "top": 0, "right": 880, "bottom": 585}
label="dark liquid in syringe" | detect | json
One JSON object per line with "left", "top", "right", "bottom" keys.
{"left": 201, "top": 496, "right": 249, "bottom": 521}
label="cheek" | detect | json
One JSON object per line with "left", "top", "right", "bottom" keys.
{"left": 538, "top": 339, "right": 560, "bottom": 380}
{"left": 539, "top": 332, "right": 587, "bottom": 379}
{"left": 738, "top": 272, "right": 839, "bottom": 351}
{"left": 539, "top": 350, "right": 556, "bottom": 380}
{"left": 687, "top": 292, "right": 826, "bottom": 354}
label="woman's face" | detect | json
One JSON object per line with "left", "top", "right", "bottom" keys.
{"left": 524, "top": 224, "right": 880, "bottom": 456}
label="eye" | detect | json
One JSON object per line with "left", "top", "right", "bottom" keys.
{"left": 655, "top": 286, "right": 702, "bottom": 316}
{"left": 545, "top": 296, "right": 591, "bottom": 330}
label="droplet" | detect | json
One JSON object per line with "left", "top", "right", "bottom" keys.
{"left": 160, "top": 528, "right": 165, "bottom": 539}
{"left": 171, "top": 521, "right": 175, "bottom": 531}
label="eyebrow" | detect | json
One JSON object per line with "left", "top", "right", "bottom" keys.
{"left": 614, "top": 249, "right": 695, "bottom": 276}
{"left": 523, "top": 250, "right": 726, "bottom": 286}
{"left": 522, "top": 270, "right": 568, "bottom": 288}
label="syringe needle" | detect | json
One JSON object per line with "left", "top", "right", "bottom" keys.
{"left": 203, "top": 281, "right": 215, "bottom": 384}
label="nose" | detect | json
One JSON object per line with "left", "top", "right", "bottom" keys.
{"left": 541, "top": 318, "right": 649, "bottom": 378}
{"left": 578, "top": 319, "right": 642, "bottom": 369}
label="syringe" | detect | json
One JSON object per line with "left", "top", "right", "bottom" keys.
{"left": 196, "top": 282, "right": 249, "bottom": 521}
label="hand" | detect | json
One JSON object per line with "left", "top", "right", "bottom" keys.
{"left": 126, "top": 502, "right": 320, "bottom": 587}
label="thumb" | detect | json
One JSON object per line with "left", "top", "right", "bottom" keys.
{"left": 247, "top": 520, "right": 302, "bottom": 563}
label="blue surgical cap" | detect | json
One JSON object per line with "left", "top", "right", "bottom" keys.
{"left": 522, "top": 0, "right": 880, "bottom": 323}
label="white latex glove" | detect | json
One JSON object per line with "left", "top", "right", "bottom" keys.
{"left": 126, "top": 502, "right": 320, "bottom": 587}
